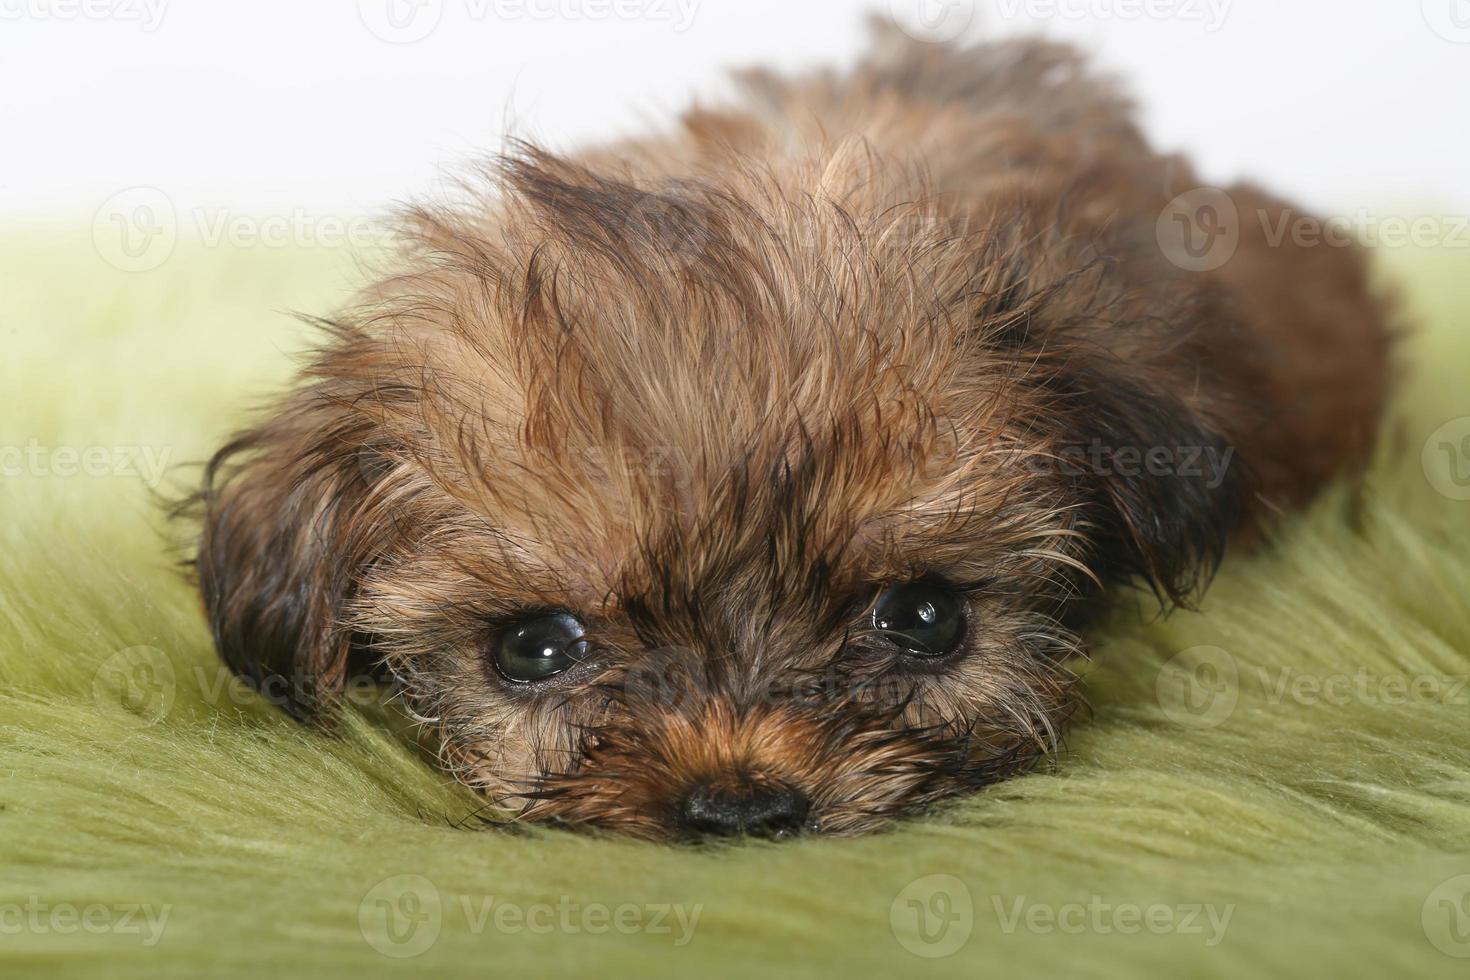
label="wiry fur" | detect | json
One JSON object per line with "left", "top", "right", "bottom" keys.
{"left": 183, "top": 26, "right": 1392, "bottom": 839}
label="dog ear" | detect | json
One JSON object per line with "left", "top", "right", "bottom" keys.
{"left": 1048, "top": 358, "right": 1242, "bottom": 609}
{"left": 975, "top": 222, "right": 1245, "bottom": 609}
{"left": 190, "top": 391, "right": 384, "bottom": 722}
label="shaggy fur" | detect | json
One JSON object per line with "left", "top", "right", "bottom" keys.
{"left": 0, "top": 230, "right": 1465, "bottom": 978}
{"left": 185, "top": 29, "right": 1390, "bottom": 838}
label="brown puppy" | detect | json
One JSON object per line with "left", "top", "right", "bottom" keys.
{"left": 187, "top": 26, "right": 1392, "bottom": 839}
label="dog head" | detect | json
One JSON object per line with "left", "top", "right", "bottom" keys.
{"left": 190, "top": 146, "right": 1238, "bottom": 838}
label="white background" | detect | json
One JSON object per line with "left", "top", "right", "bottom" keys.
{"left": 2, "top": 0, "right": 1466, "bottom": 221}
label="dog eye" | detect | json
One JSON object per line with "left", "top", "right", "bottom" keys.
{"left": 492, "top": 613, "right": 590, "bottom": 683}
{"left": 872, "top": 582, "right": 965, "bottom": 656}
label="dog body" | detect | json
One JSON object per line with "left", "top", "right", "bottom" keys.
{"left": 192, "top": 29, "right": 1391, "bottom": 838}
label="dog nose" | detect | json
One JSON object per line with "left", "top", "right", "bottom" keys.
{"left": 676, "top": 780, "right": 809, "bottom": 838}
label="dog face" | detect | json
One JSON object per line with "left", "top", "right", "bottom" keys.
{"left": 191, "top": 148, "right": 1237, "bottom": 838}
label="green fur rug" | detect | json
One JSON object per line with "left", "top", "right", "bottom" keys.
{"left": 3, "top": 230, "right": 1469, "bottom": 979}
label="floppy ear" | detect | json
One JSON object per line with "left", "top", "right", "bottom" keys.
{"left": 975, "top": 216, "right": 1244, "bottom": 608}
{"left": 1050, "top": 358, "right": 1242, "bottom": 609}
{"left": 191, "top": 391, "right": 383, "bottom": 722}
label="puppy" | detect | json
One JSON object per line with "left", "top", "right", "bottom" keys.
{"left": 188, "top": 26, "right": 1391, "bottom": 839}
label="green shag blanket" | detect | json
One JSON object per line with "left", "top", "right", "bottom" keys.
{"left": 3, "top": 230, "right": 1469, "bottom": 979}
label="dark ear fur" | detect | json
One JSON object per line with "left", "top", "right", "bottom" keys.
{"left": 189, "top": 392, "right": 381, "bottom": 722}
{"left": 1051, "top": 359, "right": 1242, "bottom": 609}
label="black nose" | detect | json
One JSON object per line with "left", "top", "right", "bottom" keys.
{"left": 676, "top": 780, "right": 809, "bottom": 839}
